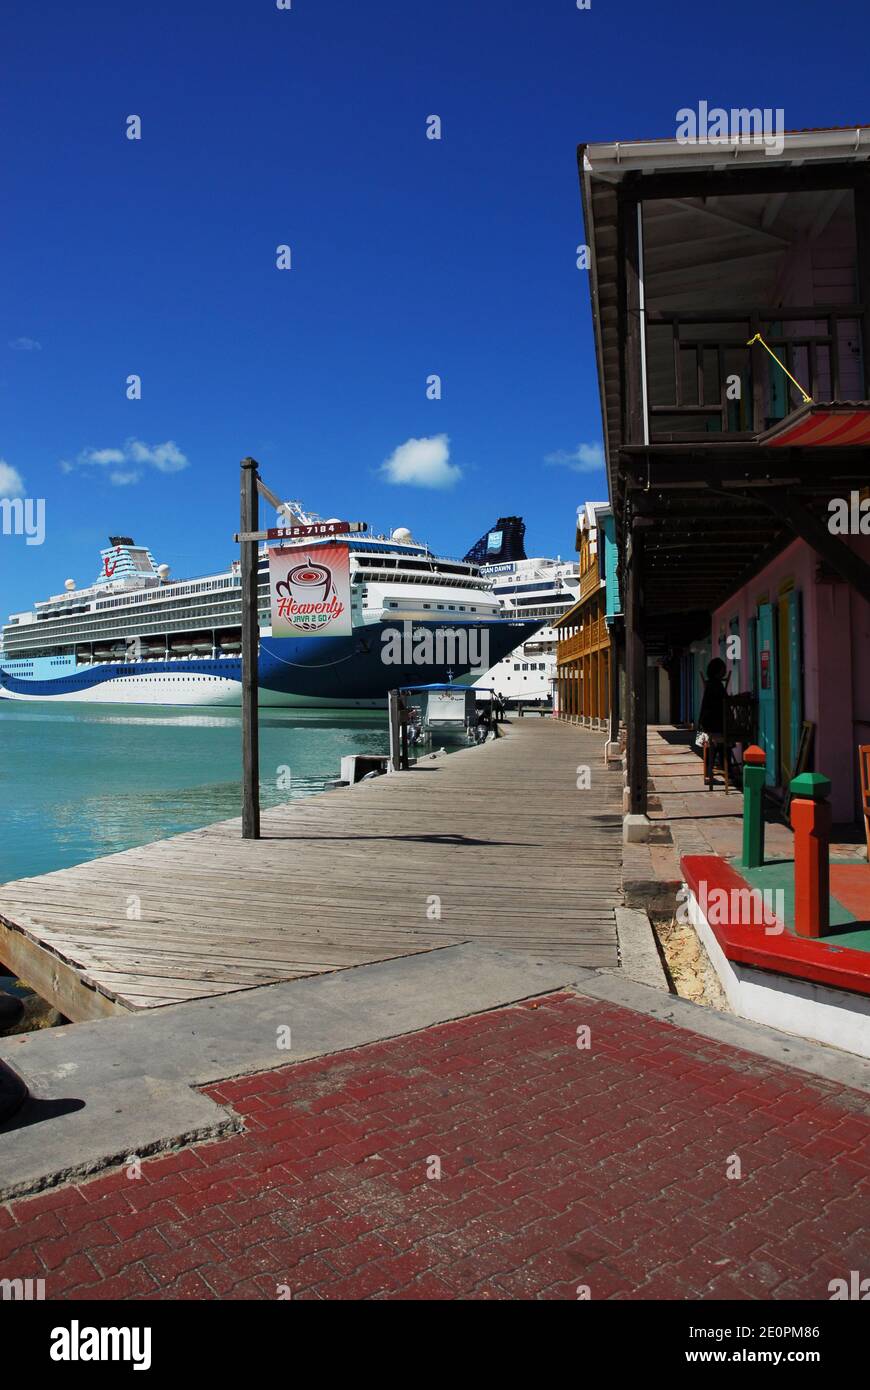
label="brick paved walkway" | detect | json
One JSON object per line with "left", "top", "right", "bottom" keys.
{"left": 2, "top": 993, "right": 868, "bottom": 1300}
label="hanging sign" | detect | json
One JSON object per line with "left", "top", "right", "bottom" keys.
{"left": 269, "top": 543, "right": 352, "bottom": 638}
{"left": 266, "top": 521, "right": 357, "bottom": 540}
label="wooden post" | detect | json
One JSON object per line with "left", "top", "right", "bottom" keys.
{"left": 609, "top": 624, "right": 621, "bottom": 745}
{"left": 854, "top": 176, "right": 870, "bottom": 399}
{"left": 240, "top": 458, "right": 260, "bottom": 838}
{"left": 741, "top": 745, "right": 767, "bottom": 869}
{"left": 621, "top": 189, "right": 645, "bottom": 445}
{"left": 626, "top": 528, "right": 647, "bottom": 816}
{"left": 790, "top": 772, "right": 832, "bottom": 939}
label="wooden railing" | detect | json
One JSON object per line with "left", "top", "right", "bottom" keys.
{"left": 556, "top": 614, "right": 607, "bottom": 663}
{"left": 645, "top": 304, "right": 864, "bottom": 440}
{"left": 579, "top": 566, "right": 602, "bottom": 603}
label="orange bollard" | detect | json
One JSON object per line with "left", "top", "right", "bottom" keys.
{"left": 790, "top": 773, "right": 831, "bottom": 939}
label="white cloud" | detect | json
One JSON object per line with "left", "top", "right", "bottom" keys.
{"left": 67, "top": 438, "right": 191, "bottom": 485}
{"left": 544, "top": 441, "right": 605, "bottom": 473}
{"left": 85, "top": 448, "right": 126, "bottom": 466}
{"left": 9, "top": 337, "right": 41, "bottom": 352}
{"left": 0, "top": 460, "right": 25, "bottom": 496}
{"left": 380, "top": 434, "right": 461, "bottom": 489}
{"left": 126, "top": 439, "right": 188, "bottom": 473}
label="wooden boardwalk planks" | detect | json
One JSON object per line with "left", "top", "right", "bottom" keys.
{"left": 0, "top": 720, "right": 623, "bottom": 1019}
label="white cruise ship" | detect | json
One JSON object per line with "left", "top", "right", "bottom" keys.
{"left": 465, "top": 518, "right": 580, "bottom": 704}
{"left": 0, "top": 504, "right": 539, "bottom": 708}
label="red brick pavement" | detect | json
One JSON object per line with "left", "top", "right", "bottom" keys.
{"left": 2, "top": 993, "right": 868, "bottom": 1300}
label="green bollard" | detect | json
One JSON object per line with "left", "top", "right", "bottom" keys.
{"left": 741, "top": 744, "right": 766, "bottom": 869}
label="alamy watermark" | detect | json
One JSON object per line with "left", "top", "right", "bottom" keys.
{"left": 828, "top": 491, "right": 870, "bottom": 535}
{"left": 676, "top": 881, "right": 785, "bottom": 934}
{"left": 380, "top": 620, "right": 489, "bottom": 671}
{"left": 676, "top": 103, "right": 785, "bottom": 157}
{"left": 0, "top": 497, "right": 45, "bottom": 546}
{"left": 1, "top": 1276, "right": 45, "bottom": 1300}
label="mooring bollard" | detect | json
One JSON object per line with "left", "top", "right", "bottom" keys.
{"left": 740, "top": 745, "right": 767, "bottom": 869}
{"left": 790, "top": 772, "right": 832, "bottom": 939}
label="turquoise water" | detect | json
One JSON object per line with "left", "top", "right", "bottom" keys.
{"left": 0, "top": 703, "right": 389, "bottom": 882}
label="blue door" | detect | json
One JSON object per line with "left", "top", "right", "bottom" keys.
{"left": 786, "top": 590, "right": 804, "bottom": 777}
{"left": 755, "top": 603, "right": 778, "bottom": 786}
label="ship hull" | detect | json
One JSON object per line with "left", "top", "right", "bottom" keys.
{"left": 0, "top": 619, "right": 537, "bottom": 708}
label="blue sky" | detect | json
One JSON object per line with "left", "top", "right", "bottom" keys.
{"left": 1, "top": 0, "right": 867, "bottom": 614}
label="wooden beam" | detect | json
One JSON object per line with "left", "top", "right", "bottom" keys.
{"left": 620, "top": 192, "right": 645, "bottom": 446}
{"left": 759, "top": 489, "right": 870, "bottom": 606}
{"left": 0, "top": 915, "right": 130, "bottom": 1023}
{"left": 625, "top": 455, "right": 869, "bottom": 488}
{"left": 807, "top": 187, "right": 849, "bottom": 240}
{"left": 853, "top": 178, "right": 870, "bottom": 398}
{"left": 762, "top": 190, "right": 788, "bottom": 230}
{"left": 660, "top": 196, "right": 790, "bottom": 244}
{"left": 633, "top": 163, "right": 868, "bottom": 204}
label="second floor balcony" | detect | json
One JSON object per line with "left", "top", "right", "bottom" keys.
{"left": 579, "top": 154, "right": 870, "bottom": 450}
{"left": 645, "top": 304, "right": 864, "bottom": 441}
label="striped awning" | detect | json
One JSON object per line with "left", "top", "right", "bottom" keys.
{"left": 759, "top": 401, "right": 870, "bottom": 448}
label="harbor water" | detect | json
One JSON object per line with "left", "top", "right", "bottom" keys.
{"left": 0, "top": 702, "right": 390, "bottom": 882}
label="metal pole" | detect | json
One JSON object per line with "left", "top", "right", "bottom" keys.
{"left": 240, "top": 458, "right": 260, "bottom": 838}
{"left": 387, "top": 689, "right": 401, "bottom": 771}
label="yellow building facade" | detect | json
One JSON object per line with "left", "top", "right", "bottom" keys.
{"left": 555, "top": 503, "right": 611, "bottom": 727}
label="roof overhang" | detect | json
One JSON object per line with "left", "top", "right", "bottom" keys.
{"left": 576, "top": 127, "right": 870, "bottom": 560}
{"left": 581, "top": 127, "right": 869, "bottom": 181}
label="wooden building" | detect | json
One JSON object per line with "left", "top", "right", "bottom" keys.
{"left": 555, "top": 502, "right": 622, "bottom": 730}
{"left": 578, "top": 126, "right": 870, "bottom": 831}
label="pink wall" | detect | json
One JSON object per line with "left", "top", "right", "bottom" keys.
{"left": 712, "top": 534, "right": 870, "bottom": 824}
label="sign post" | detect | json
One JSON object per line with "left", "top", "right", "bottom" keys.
{"left": 235, "top": 474, "right": 368, "bottom": 833}
{"left": 240, "top": 458, "right": 260, "bottom": 839}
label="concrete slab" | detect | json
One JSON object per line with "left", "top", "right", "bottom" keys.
{"left": 2, "top": 940, "right": 867, "bottom": 1200}
{"left": 0, "top": 944, "right": 583, "bottom": 1198}
{"left": 0, "top": 1078, "right": 237, "bottom": 1201}
{"left": 614, "top": 907, "right": 669, "bottom": 990}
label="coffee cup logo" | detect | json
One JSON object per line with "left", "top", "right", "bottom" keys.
{"left": 275, "top": 555, "right": 345, "bottom": 632}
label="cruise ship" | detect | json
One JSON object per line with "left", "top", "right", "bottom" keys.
{"left": 468, "top": 518, "right": 580, "bottom": 704}
{"left": 0, "top": 505, "right": 539, "bottom": 708}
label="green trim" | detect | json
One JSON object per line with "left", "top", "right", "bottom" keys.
{"left": 734, "top": 859, "right": 870, "bottom": 952}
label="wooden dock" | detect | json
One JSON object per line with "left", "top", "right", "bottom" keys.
{"left": 0, "top": 720, "right": 623, "bottom": 1021}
